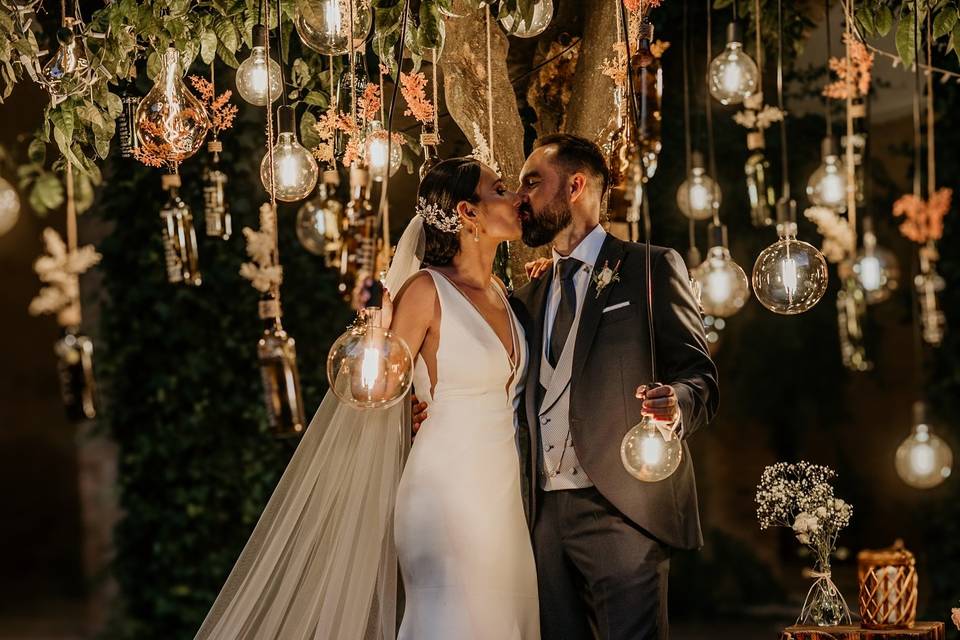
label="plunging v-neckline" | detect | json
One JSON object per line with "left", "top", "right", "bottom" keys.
{"left": 429, "top": 270, "right": 518, "bottom": 372}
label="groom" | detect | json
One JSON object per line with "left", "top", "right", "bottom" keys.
{"left": 510, "top": 133, "right": 719, "bottom": 640}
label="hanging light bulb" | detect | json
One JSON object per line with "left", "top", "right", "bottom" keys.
{"left": 296, "top": 0, "right": 373, "bottom": 55}
{"left": 261, "top": 105, "right": 319, "bottom": 202}
{"left": 692, "top": 224, "right": 750, "bottom": 317}
{"left": 708, "top": 22, "right": 759, "bottom": 105}
{"left": 297, "top": 169, "right": 344, "bottom": 266}
{"left": 852, "top": 218, "right": 899, "bottom": 304}
{"left": 40, "top": 17, "right": 92, "bottom": 102}
{"left": 621, "top": 384, "right": 683, "bottom": 482}
{"left": 0, "top": 176, "right": 20, "bottom": 236}
{"left": 236, "top": 24, "right": 283, "bottom": 106}
{"left": 499, "top": 0, "right": 554, "bottom": 38}
{"left": 135, "top": 47, "right": 210, "bottom": 163}
{"left": 364, "top": 120, "right": 402, "bottom": 182}
{"left": 677, "top": 151, "right": 720, "bottom": 221}
{"left": 896, "top": 401, "right": 952, "bottom": 489}
{"left": 327, "top": 306, "right": 414, "bottom": 409}
{"left": 752, "top": 200, "right": 829, "bottom": 314}
{"left": 806, "top": 136, "right": 848, "bottom": 210}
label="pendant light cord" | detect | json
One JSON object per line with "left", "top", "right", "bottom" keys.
{"left": 276, "top": 0, "right": 287, "bottom": 108}
{"left": 263, "top": 0, "right": 280, "bottom": 321}
{"left": 754, "top": 0, "right": 763, "bottom": 94}
{"left": 682, "top": 0, "right": 696, "bottom": 255}
{"left": 925, "top": 9, "right": 935, "bottom": 198}
{"left": 705, "top": 0, "right": 719, "bottom": 202}
{"left": 824, "top": 0, "right": 833, "bottom": 135}
{"left": 617, "top": 0, "right": 658, "bottom": 382}
{"left": 776, "top": 0, "right": 790, "bottom": 204}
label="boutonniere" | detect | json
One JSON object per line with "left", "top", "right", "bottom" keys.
{"left": 592, "top": 259, "right": 622, "bottom": 298}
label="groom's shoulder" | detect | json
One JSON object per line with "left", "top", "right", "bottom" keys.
{"left": 617, "top": 239, "right": 678, "bottom": 270}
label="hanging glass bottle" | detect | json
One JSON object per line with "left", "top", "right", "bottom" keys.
{"left": 257, "top": 294, "right": 307, "bottom": 438}
{"left": 836, "top": 267, "right": 871, "bottom": 372}
{"left": 336, "top": 50, "right": 369, "bottom": 155}
{"left": 54, "top": 326, "right": 97, "bottom": 422}
{"left": 297, "top": 169, "right": 344, "bottom": 266}
{"left": 916, "top": 243, "right": 946, "bottom": 347}
{"left": 843, "top": 97, "right": 868, "bottom": 206}
{"left": 339, "top": 165, "right": 377, "bottom": 307}
{"left": 419, "top": 121, "right": 442, "bottom": 180}
{"left": 628, "top": 20, "right": 663, "bottom": 181}
{"left": 159, "top": 174, "right": 202, "bottom": 286}
{"left": 118, "top": 68, "right": 140, "bottom": 158}
{"left": 744, "top": 129, "right": 775, "bottom": 227}
{"left": 40, "top": 17, "right": 92, "bottom": 102}
{"left": 203, "top": 140, "right": 231, "bottom": 240}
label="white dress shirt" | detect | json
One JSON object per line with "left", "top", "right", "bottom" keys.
{"left": 544, "top": 224, "right": 608, "bottom": 347}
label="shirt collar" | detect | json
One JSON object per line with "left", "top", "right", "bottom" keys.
{"left": 551, "top": 224, "right": 607, "bottom": 270}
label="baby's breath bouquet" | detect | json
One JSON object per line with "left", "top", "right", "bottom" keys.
{"left": 756, "top": 462, "right": 853, "bottom": 626}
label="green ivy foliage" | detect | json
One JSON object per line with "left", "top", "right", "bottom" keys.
{"left": 95, "top": 73, "right": 352, "bottom": 637}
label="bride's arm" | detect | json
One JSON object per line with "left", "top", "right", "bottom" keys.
{"left": 386, "top": 271, "right": 438, "bottom": 363}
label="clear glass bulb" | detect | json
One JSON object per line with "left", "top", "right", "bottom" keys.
{"left": 135, "top": 47, "right": 210, "bottom": 163}
{"left": 708, "top": 25, "right": 758, "bottom": 105}
{"left": 692, "top": 246, "right": 750, "bottom": 318}
{"left": 236, "top": 46, "right": 282, "bottom": 106}
{"left": 621, "top": 413, "right": 683, "bottom": 482}
{"left": 0, "top": 176, "right": 20, "bottom": 236}
{"left": 296, "top": 0, "right": 373, "bottom": 55}
{"left": 327, "top": 307, "right": 414, "bottom": 409}
{"left": 261, "top": 131, "right": 319, "bottom": 202}
{"left": 752, "top": 220, "right": 829, "bottom": 315}
{"left": 41, "top": 18, "right": 92, "bottom": 101}
{"left": 677, "top": 158, "right": 720, "bottom": 221}
{"left": 364, "top": 121, "right": 402, "bottom": 182}
{"left": 500, "top": 0, "right": 554, "bottom": 38}
{"left": 296, "top": 172, "right": 343, "bottom": 265}
{"left": 896, "top": 403, "right": 952, "bottom": 489}
{"left": 807, "top": 138, "right": 848, "bottom": 210}
{"left": 853, "top": 225, "right": 899, "bottom": 304}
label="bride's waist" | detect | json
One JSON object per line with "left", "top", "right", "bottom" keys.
{"left": 425, "top": 394, "right": 516, "bottom": 418}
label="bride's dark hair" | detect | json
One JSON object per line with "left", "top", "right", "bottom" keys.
{"left": 418, "top": 157, "right": 482, "bottom": 266}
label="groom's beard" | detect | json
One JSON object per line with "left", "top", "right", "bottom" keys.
{"left": 521, "top": 196, "right": 572, "bottom": 248}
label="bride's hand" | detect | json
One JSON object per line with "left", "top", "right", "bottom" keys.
{"left": 525, "top": 257, "right": 552, "bottom": 279}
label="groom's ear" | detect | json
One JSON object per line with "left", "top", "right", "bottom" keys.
{"left": 569, "top": 173, "right": 588, "bottom": 203}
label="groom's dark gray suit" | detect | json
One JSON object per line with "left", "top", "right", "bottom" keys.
{"left": 510, "top": 232, "right": 719, "bottom": 640}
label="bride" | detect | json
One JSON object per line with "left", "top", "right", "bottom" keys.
{"left": 196, "top": 157, "right": 540, "bottom": 640}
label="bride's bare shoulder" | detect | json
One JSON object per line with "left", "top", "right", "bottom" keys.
{"left": 393, "top": 270, "right": 439, "bottom": 312}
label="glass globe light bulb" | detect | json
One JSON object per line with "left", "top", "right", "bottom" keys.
{"left": 364, "top": 122, "right": 402, "bottom": 182}
{"left": 327, "top": 307, "right": 414, "bottom": 409}
{"left": 135, "top": 47, "right": 210, "bottom": 163}
{"left": 895, "top": 403, "right": 952, "bottom": 489}
{"left": 708, "top": 23, "right": 758, "bottom": 105}
{"left": 0, "top": 177, "right": 20, "bottom": 236}
{"left": 621, "top": 411, "right": 683, "bottom": 482}
{"left": 41, "top": 18, "right": 92, "bottom": 101}
{"left": 752, "top": 217, "right": 829, "bottom": 315}
{"left": 807, "top": 137, "right": 848, "bottom": 210}
{"left": 261, "top": 107, "right": 319, "bottom": 202}
{"left": 296, "top": 171, "right": 343, "bottom": 264}
{"left": 692, "top": 231, "right": 750, "bottom": 317}
{"left": 852, "top": 223, "right": 899, "bottom": 304}
{"left": 677, "top": 153, "right": 720, "bottom": 221}
{"left": 296, "top": 0, "right": 373, "bottom": 55}
{"left": 236, "top": 26, "right": 283, "bottom": 106}
{"left": 500, "top": 0, "right": 554, "bottom": 38}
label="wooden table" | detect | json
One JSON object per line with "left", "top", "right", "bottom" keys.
{"left": 780, "top": 623, "right": 945, "bottom": 640}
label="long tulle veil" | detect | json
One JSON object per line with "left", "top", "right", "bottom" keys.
{"left": 195, "top": 216, "right": 426, "bottom": 640}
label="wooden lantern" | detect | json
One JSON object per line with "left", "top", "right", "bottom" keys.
{"left": 857, "top": 540, "right": 918, "bottom": 629}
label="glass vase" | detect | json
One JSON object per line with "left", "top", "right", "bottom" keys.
{"left": 800, "top": 559, "right": 849, "bottom": 627}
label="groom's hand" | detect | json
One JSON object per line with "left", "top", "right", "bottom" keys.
{"left": 636, "top": 384, "right": 679, "bottom": 427}
{"left": 411, "top": 394, "right": 429, "bottom": 436}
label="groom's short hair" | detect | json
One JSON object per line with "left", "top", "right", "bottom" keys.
{"left": 534, "top": 133, "right": 610, "bottom": 196}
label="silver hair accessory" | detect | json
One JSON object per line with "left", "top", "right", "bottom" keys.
{"left": 416, "top": 197, "right": 463, "bottom": 234}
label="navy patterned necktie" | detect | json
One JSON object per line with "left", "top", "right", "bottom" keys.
{"left": 548, "top": 257, "right": 582, "bottom": 367}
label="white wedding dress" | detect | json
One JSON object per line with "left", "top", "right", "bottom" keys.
{"left": 395, "top": 269, "right": 540, "bottom": 640}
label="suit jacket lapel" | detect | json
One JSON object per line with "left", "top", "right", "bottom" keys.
{"left": 524, "top": 268, "right": 553, "bottom": 429}
{"left": 571, "top": 234, "right": 627, "bottom": 385}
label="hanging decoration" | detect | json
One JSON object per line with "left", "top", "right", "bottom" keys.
{"left": 736, "top": 94, "right": 782, "bottom": 229}
{"left": 895, "top": 402, "right": 953, "bottom": 489}
{"left": 295, "top": 0, "right": 374, "bottom": 56}
{"left": 117, "top": 68, "right": 141, "bottom": 159}
{"left": 836, "top": 275, "right": 871, "bottom": 372}
{"left": 419, "top": 49, "right": 444, "bottom": 180}
{"left": 499, "top": 0, "right": 555, "bottom": 38}
{"left": 190, "top": 70, "right": 238, "bottom": 240}
{"left": 39, "top": 5, "right": 95, "bottom": 105}
{"left": 752, "top": 0, "right": 828, "bottom": 315}
{"left": 159, "top": 174, "right": 203, "bottom": 286}
{"left": 28, "top": 163, "right": 100, "bottom": 421}
{"left": 756, "top": 462, "right": 854, "bottom": 626}
{"left": 247, "top": 1, "right": 307, "bottom": 437}
{"left": 707, "top": 1, "right": 759, "bottom": 106}
{"left": 338, "top": 164, "right": 376, "bottom": 304}
{"left": 692, "top": 225, "right": 750, "bottom": 318}
{"left": 852, "top": 218, "right": 899, "bottom": 304}
{"left": 261, "top": 105, "right": 319, "bottom": 202}
{"left": 676, "top": 151, "right": 719, "bottom": 222}
{"left": 0, "top": 176, "right": 20, "bottom": 236}
{"left": 236, "top": 23, "right": 283, "bottom": 106}
{"left": 297, "top": 169, "right": 344, "bottom": 264}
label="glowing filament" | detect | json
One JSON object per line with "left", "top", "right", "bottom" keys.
{"left": 781, "top": 257, "right": 799, "bottom": 298}
{"left": 640, "top": 433, "right": 666, "bottom": 466}
{"left": 360, "top": 346, "right": 381, "bottom": 390}
{"left": 859, "top": 256, "right": 882, "bottom": 291}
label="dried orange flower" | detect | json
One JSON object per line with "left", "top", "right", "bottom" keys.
{"left": 359, "top": 82, "right": 382, "bottom": 122}
{"left": 650, "top": 39, "right": 670, "bottom": 58}
{"left": 400, "top": 71, "right": 435, "bottom": 124}
{"left": 823, "top": 34, "right": 874, "bottom": 99}
{"left": 132, "top": 120, "right": 176, "bottom": 170}
{"left": 189, "top": 75, "right": 238, "bottom": 135}
{"left": 600, "top": 42, "right": 628, "bottom": 87}
{"left": 893, "top": 188, "right": 953, "bottom": 244}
